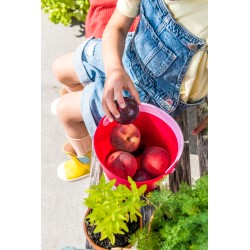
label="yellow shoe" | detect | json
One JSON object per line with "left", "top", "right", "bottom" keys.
{"left": 57, "top": 142, "right": 91, "bottom": 181}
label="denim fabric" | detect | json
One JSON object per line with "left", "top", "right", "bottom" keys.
{"left": 78, "top": 34, "right": 134, "bottom": 137}
{"left": 73, "top": 37, "right": 105, "bottom": 86}
{"left": 75, "top": 0, "right": 206, "bottom": 137}
{"left": 123, "top": 0, "right": 206, "bottom": 114}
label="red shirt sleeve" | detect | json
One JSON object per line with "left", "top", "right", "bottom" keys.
{"left": 85, "top": 0, "right": 139, "bottom": 38}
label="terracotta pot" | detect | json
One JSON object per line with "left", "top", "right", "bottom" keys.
{"left": 83, "top": 208, "right": 142, "bottom": 250}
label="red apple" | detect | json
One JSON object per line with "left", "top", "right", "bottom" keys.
{"left": 133, "top": 169, "right": 153, "bottom": 182}
{"left": 112, "top": 97, "right": 139, "bottom": 124}
{"left": 142, "top": 146, "right": 170, "bottom": 177}
{"left": 105, "top": 151, "right": 137, "bottom": 179}
{"left": 110, "top": 124, "right": 141, "bottom": 153}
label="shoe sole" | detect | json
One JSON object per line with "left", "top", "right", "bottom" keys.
{"left": 57, "top": 161, "right": 90, "bottom": 181}
{"left": 50, "top": 97, "right": 61, "bottom": 116}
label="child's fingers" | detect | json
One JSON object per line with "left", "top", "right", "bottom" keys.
{"left": 114, "top": 88, "right": 125, "bottom": 109}
{"left": 102, "top": 98, "right": 114, "bottom": 122}
{"left": 192, "top": 115, "right": 208, "bottom": 135}
{"left": 128, "top": 84, "right": 141, "bottom": 105}
{"left": 103, "top": 91, "right": 120, "bottom": 121}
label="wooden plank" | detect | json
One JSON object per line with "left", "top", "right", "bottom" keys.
{"left": 141, "top": 204, "right": 155, "bottom": 227}
{"left": 89, "top": 146, "right": 103, "bottom": 186}
{"left": 196, "top": 101, "right": 208, "bottom": 177}
{"left": 85, "top": 146, "right": 103, "bottom": 249}
{"left": 169, "top": 109, "right": 192, "bottom": 192}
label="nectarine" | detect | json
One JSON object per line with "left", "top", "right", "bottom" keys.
{"left": 142, "top": 146, "right": 170, "bottom": 177}
{"left": 105, "top": 151, "right": 137, "bottom": 179}
{"left": 110, "top": 124, "right": 141, "bottom": 153}
{"left": 133, "top": 169, "right": 153, "bottom": 182}
{"left": 113, "top": 97, "right": 139, "bottom": 124}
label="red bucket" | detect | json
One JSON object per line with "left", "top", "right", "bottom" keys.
{"left": 93, "top": 103, "right": 184, "bottom": 192}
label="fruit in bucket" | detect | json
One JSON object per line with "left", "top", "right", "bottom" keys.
{"left": 105, "top": 151, "right": 138, "bottom": 179}
{"left": 112, "top": 97, "right": 139, "bottom": 124}
{"left": 110, "top": 124, "right": 141, "bottom": 153}
{"left": 142, "top": 146, "right": 170, "bottom": 177}
{"left": 133, "top": 169, "right": 153, "bottom": 182}
{"left": 131, "top": 137, "right": 145, "bottom": 156}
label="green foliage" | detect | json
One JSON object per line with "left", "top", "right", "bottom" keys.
{"left": 136, "top": 175, "right": 208, "bottom": 250}
{"left": 83, "top": 174, "right": 147, "bottom": 245}
{"left": 41, "top": 0, "right": 90, "bottom": 26}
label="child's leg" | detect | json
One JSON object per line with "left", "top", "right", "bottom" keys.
{"left": 56, "top": 91, "right": 92, "bottom": 156}
{"left": 56, "top": 91, "right": 92, "bottom": 181}
{"left": 52, "top": 52, "right": 83, "bottom": 93}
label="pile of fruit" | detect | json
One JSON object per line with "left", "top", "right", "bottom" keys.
{"left": 105, "top": 97, "right": 171, "bottom": 182}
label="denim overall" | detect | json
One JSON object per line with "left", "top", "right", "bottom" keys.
{"left": 75, "top": 0, "right": 207, "bottom": 137}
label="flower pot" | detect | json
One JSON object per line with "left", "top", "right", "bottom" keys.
{"left": 83, "top": 208, "right": 142, "bottom": 250}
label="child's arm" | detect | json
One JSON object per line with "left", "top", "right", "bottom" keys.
{"left": 102, "top": 9, "right": 141, "bottom": 122}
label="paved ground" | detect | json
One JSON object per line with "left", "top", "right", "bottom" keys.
{"left": 41, "top": 13, "right": 89, "bottom": 250}
{"left": 41, "top": 12, "right": 200, "bottom": 250}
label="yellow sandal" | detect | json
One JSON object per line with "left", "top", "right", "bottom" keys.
{"left": 57, "top": 142, "right": 91, "bottom": 181}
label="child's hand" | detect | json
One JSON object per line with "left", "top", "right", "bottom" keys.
{"left": 102, "top": 66, "right": 141, "bottom": 122}
{"left": 192, "top": 115, "right": 208, "bottom": 135}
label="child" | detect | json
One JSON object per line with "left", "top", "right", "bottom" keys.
{"left": 53, "top": 0, "right": 208, "bottom": 181}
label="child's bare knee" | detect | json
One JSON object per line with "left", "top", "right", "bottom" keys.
{"left": 56, "top": 97, "right": 71, "bottom": 124}
{"left": 52, "top": 57, "right": 64, "bottom": 82}
{"left": 52, "top": 54, "right": 79, "bottom": 85}
{"left": 56, "top": 95, "right": 80, "bottom": 127}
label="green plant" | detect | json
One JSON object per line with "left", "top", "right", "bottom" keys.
{"left": 41, "top": 0, "right": 90, "bottom": 26}
{"left": 133, "top": 175, "right": 208, "bottom": 250}
{"left": 83, "top": 174, "right": 147, "bottom": 245}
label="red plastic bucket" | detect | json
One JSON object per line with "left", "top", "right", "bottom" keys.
{"left": 93, "top": 103, "right": 184, "bottom": 192}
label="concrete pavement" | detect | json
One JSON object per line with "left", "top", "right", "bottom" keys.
{"left": 41, "top": 13, "right": 89, "bottom": 250}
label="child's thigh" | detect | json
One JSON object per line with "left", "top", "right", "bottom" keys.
{"left": 52, "top": 52, "right": 80, "bottom": 84}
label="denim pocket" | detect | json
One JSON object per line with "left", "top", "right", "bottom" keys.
{"left": 134, "top": 15, "right": 177, "bottom": 78}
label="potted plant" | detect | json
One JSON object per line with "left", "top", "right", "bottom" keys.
{"left": 83, "top": 173, "right": 147, "bottom": 249}
{"left": 41, "top": 0, "right": 90, "bottom": 26}
{"left": 133, "top": 175, "right": 208, "bottom": 250}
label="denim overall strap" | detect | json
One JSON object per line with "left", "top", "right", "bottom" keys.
{"left": 124, "top": 0, "right": 206, "bottom": 114}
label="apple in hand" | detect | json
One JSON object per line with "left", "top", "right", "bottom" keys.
{"left": 112, "top": 97, "right": 139, "bottom": 124}
{"left": 142, "top": 146, "right": 170, "bottom": 177}
{"left": 105, "top": 151, "right": 137, "bottom": 179}
{"left": 110, "top": 124, "right": 141, "bottom": 153}
{"left": 133, "top": 169, "right": 153, "bottom": 182}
